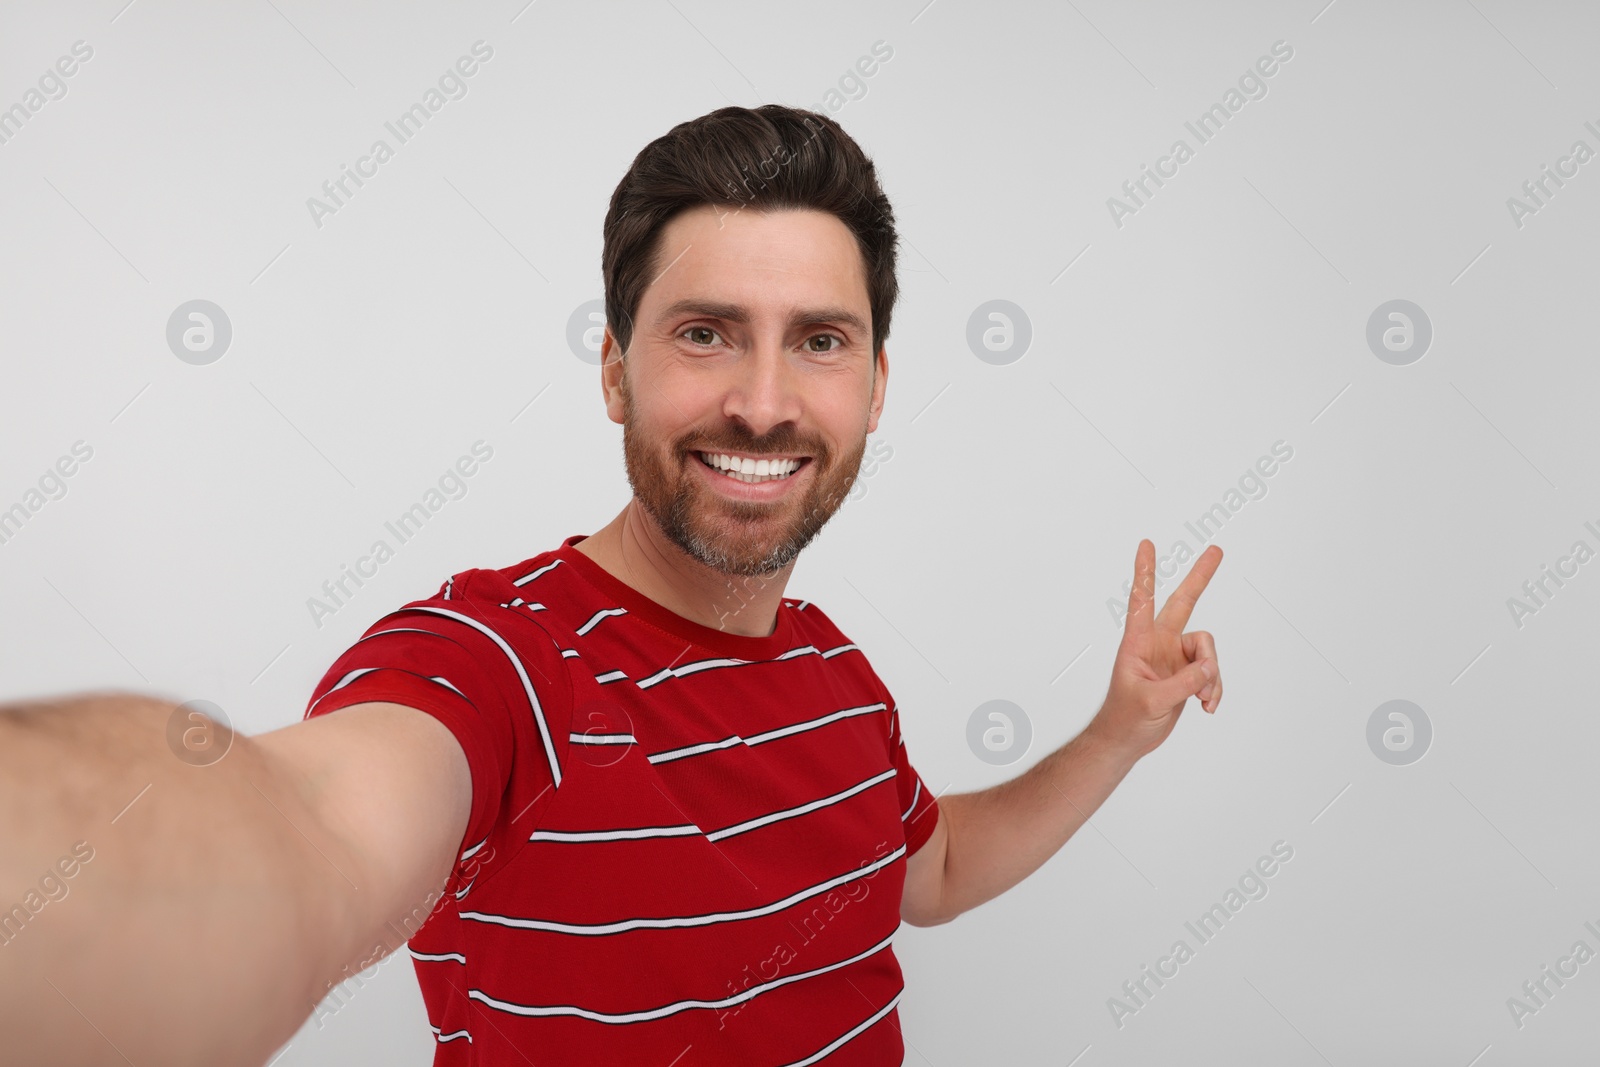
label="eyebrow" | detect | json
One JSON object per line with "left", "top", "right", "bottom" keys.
{"left": 657, "top": 298, "right": 869, "bottom": 339}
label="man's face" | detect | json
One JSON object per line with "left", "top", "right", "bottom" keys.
{"left": 602, "top": 204, "right": 887, "bottom": 578}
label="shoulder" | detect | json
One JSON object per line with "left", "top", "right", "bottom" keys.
{"left": 783, "top": 596, "right": 854, "bottom": 646}
{"left": 356, "top": 558, "right": 577, "bottom": 688}
{"left": 414, "top": 548, "right": 571, "bottom": 624}
{"left": 429, "top": 553, "right": 551, "bottom": 606}
{"left": 783, "top": 596, "right": 889, "bottom": 692}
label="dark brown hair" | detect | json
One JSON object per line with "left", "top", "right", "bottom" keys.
{"left": 602, "top": 104, "right": 900, "bottom": 363}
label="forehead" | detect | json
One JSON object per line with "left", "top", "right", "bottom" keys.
{"left": 642, "top": 205, "right": 869, "bottom": 318}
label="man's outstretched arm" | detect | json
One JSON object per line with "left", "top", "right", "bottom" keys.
{"left": 0, "top": 692, "right": 471, "bottom": 1066}
{"left": 901, "top": 540, "right": 1224, "bottom": 927}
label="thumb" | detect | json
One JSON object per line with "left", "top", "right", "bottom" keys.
{"left": 1150, "top": 659, "right": 1214, "bottom": 710}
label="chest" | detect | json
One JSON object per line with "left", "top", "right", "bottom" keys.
{"left": 561, "top": 648, "right": 899, "bottom": 892}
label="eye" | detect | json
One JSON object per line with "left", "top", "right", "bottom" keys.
{"left": 682, "top": 325, "right": 723, "bottom": 347}
{"left": 805, "top": 333, "right": 844, "bottom": 353}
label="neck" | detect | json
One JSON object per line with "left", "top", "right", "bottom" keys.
{"left": 573, "top": 500, "right": 795, "bottom": 637}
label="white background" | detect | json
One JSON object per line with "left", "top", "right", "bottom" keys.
{"left": 2, "top": 1, "right": 1598, "bottom": 1063}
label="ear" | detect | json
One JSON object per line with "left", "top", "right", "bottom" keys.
{"left": 601, "top": 327, "right": 626, "bottom": 426}
{"left": 866, "top": 344, "right": 889, "bottom": 434}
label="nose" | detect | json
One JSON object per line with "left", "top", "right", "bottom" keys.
{"left": 721, "top": 334, "right": 803, "bottom": 441}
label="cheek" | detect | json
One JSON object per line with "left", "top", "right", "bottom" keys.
{"left": 627, "top": 385, "right": 690, "bottom": 443}
{"left": 649, "top": 378, "right": 720, "bottom": 433}
{"left": 808, "top": 378, "right": 868, "bottom": 430}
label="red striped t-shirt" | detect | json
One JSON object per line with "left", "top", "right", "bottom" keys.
{"left": 303, "top": 533, "right": 942, "bottom": 1066}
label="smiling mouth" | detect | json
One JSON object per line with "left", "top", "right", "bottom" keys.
{"left": 695, "top": 451, "right": 811, "bottom": 485}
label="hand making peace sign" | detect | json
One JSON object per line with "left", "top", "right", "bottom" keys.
{"left": 1089, "top": 539, "right": 1224, "bottom": 761}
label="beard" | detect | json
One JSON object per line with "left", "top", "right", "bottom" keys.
{"left": 619, "top": 367, "right": 867, "bottom": 578}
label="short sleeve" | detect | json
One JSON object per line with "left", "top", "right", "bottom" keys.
{"left": 303, "top": 569, "right": 571, "bottom": 892}
{"left": 887, "top": 698, "right": 940, "bottom": 857}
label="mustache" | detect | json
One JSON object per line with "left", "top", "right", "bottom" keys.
{"left": 683, "top": 434, "right": 826, "bottom": 458}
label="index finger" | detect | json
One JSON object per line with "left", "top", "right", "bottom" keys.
{"left": 1155, "top": 543, "right": 1223, "bottom": 632}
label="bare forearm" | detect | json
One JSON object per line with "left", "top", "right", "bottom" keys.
{"left": 0, "top": 692, "right": 362, "bottom": 1066}
{"left": 936, "top": 724, "right": 1139, "bottom": 922}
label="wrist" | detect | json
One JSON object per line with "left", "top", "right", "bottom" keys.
{"left": 1080, "top": 712, "right": 1146, "bottom": 774}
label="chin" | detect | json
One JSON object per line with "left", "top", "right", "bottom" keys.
{"left": 680, "top": 520, "right": 807, "bottom": 578}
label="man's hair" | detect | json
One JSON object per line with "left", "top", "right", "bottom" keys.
{"left": 602, "top": 104, "right": 900, "bottom": 363}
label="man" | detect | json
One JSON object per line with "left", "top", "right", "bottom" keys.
{"left": 0, "top": 104, "right": 1222, "bottom": 1066}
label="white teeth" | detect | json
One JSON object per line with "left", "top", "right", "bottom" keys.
{"left": 698, "top": 452, "right": 802, "bottom": 483}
